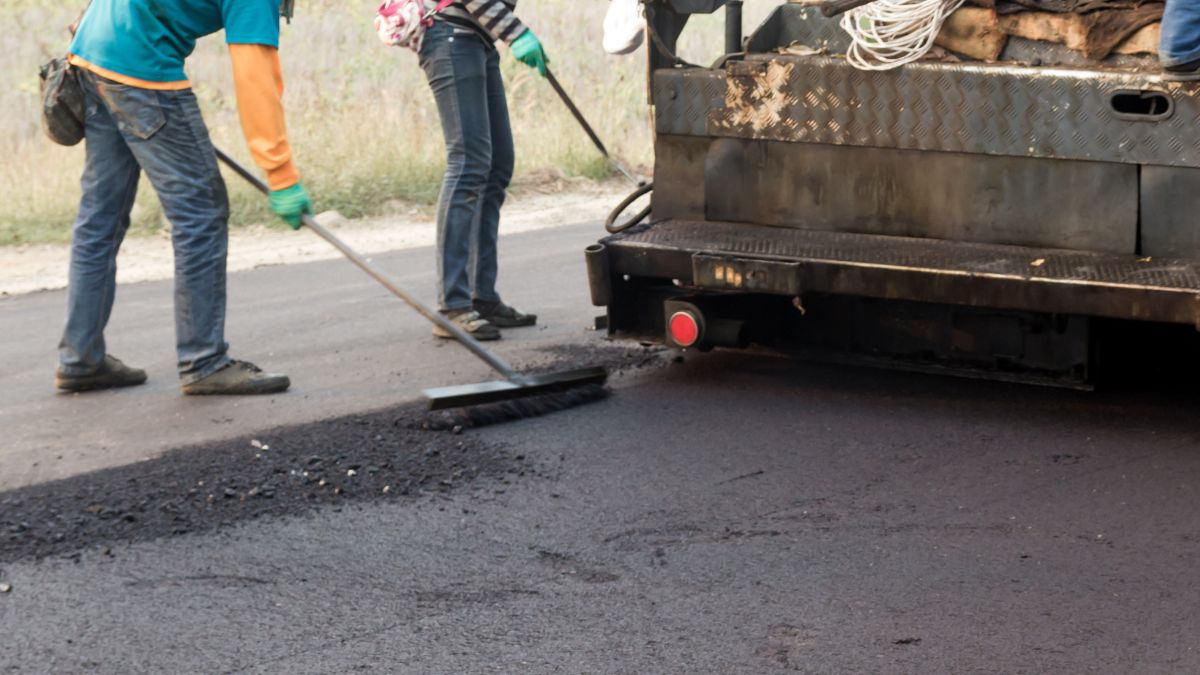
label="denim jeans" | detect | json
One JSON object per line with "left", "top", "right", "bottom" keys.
{"left": 1161, "top": 0, "right": 1200, "bottom": 67}
{"left": 419, "top": 21, "right": 515, "bottom": 311}
{"left": 58, "top": 71, "right": 231, "bottom": 383}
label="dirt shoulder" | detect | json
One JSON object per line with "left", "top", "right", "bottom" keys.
{"left": 1, "top": 182, "right": 628, "bottom": 297}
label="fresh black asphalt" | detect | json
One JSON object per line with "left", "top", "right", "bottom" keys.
{"left": 3, "top": 221, "right": 1200, "bottom": 673}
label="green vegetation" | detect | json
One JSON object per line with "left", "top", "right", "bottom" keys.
{"left": 0, "top": 0, "right": 773, "bottom": 245}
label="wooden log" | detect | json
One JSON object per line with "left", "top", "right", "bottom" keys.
{"left": 997, "top": 11, "right": 1159, "bottom": 57}
{"left": 997, "top": 11, "right": 1091, "bottom": 51}
{"left": 1113, "top": 22, "right": 1159, "bottom": 56}
{"left": 935, "top": 7, "right": 1007, "bottom": 61}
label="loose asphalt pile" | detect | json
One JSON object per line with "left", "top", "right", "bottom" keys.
{"left": 0, "top": 343, "right": 666, "bottom": 565}
{"left": 0, "top": 402, "right": 532, "bottom": 565}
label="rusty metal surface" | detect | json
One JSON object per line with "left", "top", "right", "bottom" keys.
{"left": 604, "top": 219, "right": 1200, "bottom": 324}
{"left": 652, "top": 135, "right": 709, "bottom": 221}
{"left": 694, "top": 136, "right": 1138, "bottom": 254}
{"left": 693, "top": 254, "right": 802, "bottom": 295}
{"left": 654, "top": 57, "right": 1200, "bottom": 168}
{"left": 1140, "top": 166, "right": 1200, "bottom": 259}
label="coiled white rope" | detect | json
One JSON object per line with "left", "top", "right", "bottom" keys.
{"left": 839, "top": 0, "right": 966, "bottom": 71}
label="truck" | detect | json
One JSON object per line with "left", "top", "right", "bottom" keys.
{"left": 585, "top": 0, "right": 1200, "bottom": 388}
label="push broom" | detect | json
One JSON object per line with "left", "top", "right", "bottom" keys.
{"left": 215, "top": 147, "right": 608, "bottom": 426}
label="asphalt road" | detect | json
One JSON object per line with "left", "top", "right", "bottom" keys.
{"left": 0, "top": 222, "right": 607, "bottom": 492}
{"left": 4, "top": 221, "right": 1200, "bottom": 673}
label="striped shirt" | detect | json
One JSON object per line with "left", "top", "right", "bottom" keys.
{"left": 429, "top": 0, "right": 526, "bottom": 45}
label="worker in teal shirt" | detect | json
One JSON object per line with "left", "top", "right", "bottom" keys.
{"left": 57, "top": 0, "right": 310, "bottom": 395}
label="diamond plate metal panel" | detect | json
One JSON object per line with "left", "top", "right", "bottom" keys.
{"left": 655, "top": 57, "right": 1200, "bottom": 168}
{"left": 603, "top": 219, "right": 1200, "bottom": 323}
{"left": 653, "top": 70, "right": 725, "bottom": 137}
{"left": 611, "top": 219, "right": 1200, "bottom": 290}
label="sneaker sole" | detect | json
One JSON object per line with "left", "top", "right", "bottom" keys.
{"left": 182, "top": 378, "right": 291, "bottom": 396}
{"left": 1163, "top": 71, "right": 1200, "bottom": 82}
{"left": 432, "top": 327, "right": 501, "bottom": 341}
{"left": 484, "top": 316, "right": 538, "bottom": 328}
{"left": 55, "top": 374, "right": 148, "bottom": 392}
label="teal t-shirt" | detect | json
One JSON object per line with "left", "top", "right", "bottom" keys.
{"left": 70, "top": 0, "right": 281, "bottom": 83}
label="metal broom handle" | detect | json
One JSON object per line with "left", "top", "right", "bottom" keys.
{"left": 212, "top": 147, "right": 522, "bottom": 381}
{"left": 544, "top": 68, "right": 642, "bottom": 187}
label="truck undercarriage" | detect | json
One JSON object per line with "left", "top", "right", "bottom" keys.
{"left": 587, "top": 0, "right": 1200, "bottom": 388}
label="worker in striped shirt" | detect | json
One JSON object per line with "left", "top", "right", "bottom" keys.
{"left": 416, "top": 0, "right": 548, "bottom": 341}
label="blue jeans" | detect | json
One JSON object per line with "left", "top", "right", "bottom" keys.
{"left": 58, "top": 71, "right": 231, "bottom": 383}
{"left": 1161, "top": 0, "right": 1200, "bottom": 66}
{"left": 419, "top": 21, "right": 515, "bottom": 311}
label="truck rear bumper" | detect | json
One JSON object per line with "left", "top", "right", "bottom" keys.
{"left": 593, "top": 219, "right": 1200, "bottom": 327}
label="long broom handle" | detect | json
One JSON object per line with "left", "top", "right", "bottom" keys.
{"left": 544, "top": 68, "right": 642, "bottom": 187}
{"left": 213, "top": 146, "right": 521, "bottom": 381}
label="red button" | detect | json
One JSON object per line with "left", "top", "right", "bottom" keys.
{"left": 669, "top": 311, "right": 699, "bottom": 347}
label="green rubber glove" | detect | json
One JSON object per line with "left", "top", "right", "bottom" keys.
{"left": 269, "top": 183, "right": 312, "bottom": 230}
{"left": 511, "top": 30, "right": 549, "bottom": 77}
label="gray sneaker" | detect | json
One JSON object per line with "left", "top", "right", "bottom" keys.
{"left": 55, "top": 355, "right": 147, "bottom": 392}
{"left": 1164, "top": 58, "right": 1200, "bottom": 81}
{"left": 182, "top": 360, "right": 290, "bottom": 396}
{"left": 433, "top": 309, "right": 500, "bottom": 341}
{"left": 473, "top": 299, "right": 537, "bottom": 328}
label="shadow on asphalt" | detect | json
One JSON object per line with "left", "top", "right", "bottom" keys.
{"left": 648, "top": 345, "right": 1200, "bottom": 445}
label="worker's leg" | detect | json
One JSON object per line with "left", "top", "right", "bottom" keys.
{"left": 469, "top": 45, "right": 514, "bottom": 306}
{"left": 420, "top": 22, "right": 495, "bottom": 314}
{"left": 58, "top": 73, "right": 143, "bottom": 379}
{"left": 1161, "top": 0, "right": 1200, "bottom": 74}
{"left": 468, "top": 46, "right": 535, "bottom": 328}
{"left": 93, "top": 78, "right": 233, "bottom": 383}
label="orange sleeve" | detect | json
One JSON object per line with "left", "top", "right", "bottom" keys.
{"left": 228, "top": 44, "right": 299, "bottom": 191}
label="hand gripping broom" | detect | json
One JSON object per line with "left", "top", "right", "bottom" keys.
{"left": 215, "top": 148, "right": 608, "bottom": 426}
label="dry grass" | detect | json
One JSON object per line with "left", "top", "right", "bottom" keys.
{"left": 0, "top": 0, "right": 776, "bottom": 245}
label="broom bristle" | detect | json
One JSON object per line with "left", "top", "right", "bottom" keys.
{"left": 423, "top": 383, "right": 610, "bottom": 431}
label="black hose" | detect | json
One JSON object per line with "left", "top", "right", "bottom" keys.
{"left": 643, "top": 4, "right": 702, "bottom": 69}
{"left": 606, "top": 182, "right": 654, "bottom": 234}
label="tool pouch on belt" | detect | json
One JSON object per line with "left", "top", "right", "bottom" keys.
{"left": 38, "top": 57, "right": 86, "bottom": 147}
{"left": 38, "top": 2, "right": 91, "bottom": 147}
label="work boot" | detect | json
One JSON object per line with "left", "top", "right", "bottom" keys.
{"left": 1164, "top": 58, "right": 1200, "bottom": 81}
{"left": 181, "top": 360, "right": 290, "bottom": 396}
{"left": 433, "top": 309, "right": 500, "bottom": 341}
{"left": 473, "top": 299, "right": 537, "bottom": 328}
{"left": 55, "top": 355, "right": 147, "bottom": 392}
